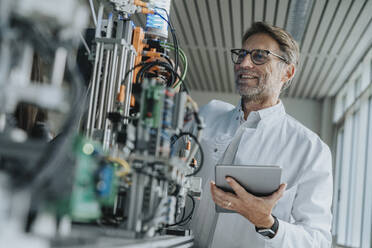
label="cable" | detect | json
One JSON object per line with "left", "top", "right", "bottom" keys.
{"left": 161, "top": 43, "right": 188, "bottom": 89}
{"left": 153, "top": 9, "right": 177, "bottom": 66}
{"left": 154, "top": 8, "right": 179, "bottom": 74}
{"left": 120, "top": 61, "right": 180, "bottom": 88}
{"left": 165, "top": 194, "right": 195, "bottom": 227}
{"left": 160, "top": 53, "right": 176, "bottom": 74}
{"left": 136, "top": 60, "right": 176, "bottom": 87}
{"left": 181, "top": 194, "right": 195, "bottom": 225}
{"left": 174, "top": 132, "right": 204, "bottom": 177}
{"left": 120, "top": 62, "right": 147, "bottom": 86}
{"left": 127, "top": 10, "right": 180, "bottom": 87}
{"left": 107, "top": 156, "right": 131, "bottom": 177}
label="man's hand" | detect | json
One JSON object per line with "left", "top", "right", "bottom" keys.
{"left": 210, "top": 177, "right": 287, "bottom": 228}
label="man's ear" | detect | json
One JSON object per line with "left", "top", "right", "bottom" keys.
{"left": 281, "top": 64, "right": 295, "bottom": 83}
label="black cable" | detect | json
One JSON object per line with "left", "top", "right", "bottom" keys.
{"left": 174, "top": 132, "right": 204, "bottom": 177}
{"left": 136, "top": 60, "right": 176, "bottom": 87}
{"left": 120, "top": 62, "right": 147, "bottom": 86}
{"left": 128, "top": 10, "right": 181, "bottom": 88}
{"left": 121, "top": 60, "right": 183, "bottom": 88}
{"left": 154, "top": 8, "right": 179, "bottom": 73}
{"left": 160, "top": 53, "right": 174, "bottom": 68}
{"left": 180, "top": 194, "right": 195, "bottom": 226}
{"left": 165, "top": 194, "right": 195, "bottom": 227}
{"left": 180, "top": 204, "right": 186, "bottom": 222}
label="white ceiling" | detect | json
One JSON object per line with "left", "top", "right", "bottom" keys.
{"left": 131, "top": 0, "right": 372, "bottom": 99}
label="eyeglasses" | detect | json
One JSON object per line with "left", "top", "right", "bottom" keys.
{"left": 230, "top": 49, "right": 288, "bottom": 65}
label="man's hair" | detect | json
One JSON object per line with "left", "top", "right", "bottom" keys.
{"left": 242, "top": 22, "right": 300, "bottom": 67}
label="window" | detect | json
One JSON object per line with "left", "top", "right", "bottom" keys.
{"left": 342, "top": 94, "right": 347, "bottom": 113}
{"left": 361, "top": 97, "right": 372, "bottom": 247}
{"left": 355, "top": 76, "right": 361, "bottom": 99}
{"left": 335, "top": 113, "right": 353, "bottom": 245}
{"left": 332, "top": 49, "right": 372, "bottom": 248}
{"left": 332, "top": 127, "right": 344, "bottom": 235}
{"left": 335, "top": 104, "right": 369, "bottom": 247}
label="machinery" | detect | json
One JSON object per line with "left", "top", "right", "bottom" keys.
{"left": 0, "top": 0, "right": 203, "bottom": 247}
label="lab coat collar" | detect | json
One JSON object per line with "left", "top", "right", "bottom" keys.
{"left": 236, "top": 99, "right": 286, "bottom": 127}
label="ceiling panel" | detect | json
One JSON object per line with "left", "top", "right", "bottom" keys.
{"left": 300, "top": 0, "right": 340, "bottom": 98}
{"left": 194, "top": 0, "right": 214, "bottom": 46}
{"left": 306, "top": 0, "right": 353, "bottom": 98}
{"left": 231, "top": 0, "right": 242, "bottom": 48}
{"left": 318, "top": 0, "right": 372, "bottom": 98}
{"left": 242, "top": 0, "right": 254, "bottom": 34}
{"left": 291, "top": 0, "right": 326, "bottom": 97}
{"left": 184, "top": 47, "right": 205, "bottom": 90}
{"left": 275, "top": 0, "right": 290, "bottom": 28}
{"left": 220, "top": 0, "right": 233, "bottom": 47}
{"left": 311, "top": 0, "right": 366, "bottom": 98}
{"left": 216, "top": 48, "right": 231, "bottom": 92}
{"left": 254, "top": 0, "right": 265, "bottom": 22}
{"left": 265, "top": 0, "right": 277, "bottom": 25}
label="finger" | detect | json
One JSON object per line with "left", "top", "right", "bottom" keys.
{"left": 210, "top": 181, "right": 232, "bottom": 208}
{"left": 212, "top": 194, "right": 236, "bottom": 210}
{"left": 210, "top": 181, "right": 237, "bottom": 203}
{"left": 226, "top": 177, "right": 253, "bottom": 199}
{"left": 211, "top": 181, "right": 236, "bottom": 199}
{"left": 214, "top": 198, "right": 231, "bottom": 209}
{"left": 267, "top": 183, "right": 287, "bottom": 202}
{"left": 210, "top": 181, "right": 226, "bottom": 203}
{"left": 210, "top": 181, "right": 218, "bottom": 201}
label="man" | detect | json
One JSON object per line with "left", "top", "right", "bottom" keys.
{"left": 189, "top": 22, "right": 333, "bottom": 247}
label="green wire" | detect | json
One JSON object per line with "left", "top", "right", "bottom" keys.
{"left": 164, "top": 44, "right": 187, "bottom": 80}
{"left": 162, "top": 43, "right": 188, "bottom": 89}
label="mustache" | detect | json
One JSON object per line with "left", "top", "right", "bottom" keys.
{"left": 236, "top": 70, "right": 260, "bottom": 77}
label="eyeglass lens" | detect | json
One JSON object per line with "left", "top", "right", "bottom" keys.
{"left": 232, "top": 49, "right": 269, "bottom": 65}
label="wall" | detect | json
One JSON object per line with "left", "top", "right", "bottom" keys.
{"left": 189, "top": 90, "right": 323, "bottom": 135}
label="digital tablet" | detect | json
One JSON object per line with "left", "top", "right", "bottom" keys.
{"left": 215, "top": 164, "right": 282, "bottom": 213}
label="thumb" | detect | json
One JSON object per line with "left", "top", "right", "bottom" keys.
{"left": 268, "top": 183, "right": 287, "bottom": 202}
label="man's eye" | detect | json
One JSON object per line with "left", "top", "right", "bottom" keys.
{"left": 238, "top": 52, "right": 246, "bottom": 58}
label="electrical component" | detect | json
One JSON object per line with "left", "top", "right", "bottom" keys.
{"left": 70, "top": 0, "right": 203, "bottom": 239}
{"left": 146, "top": 0, "right": 171, "bottom": 38}
{"left": 0, "top": 0, "right": 202, "bottom": 246}
{"left": 70, "top": 137, "right": 102, "bottom": 222}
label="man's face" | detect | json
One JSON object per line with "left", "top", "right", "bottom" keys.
{"left": 234, "top": 33, "right": 286, "bottom": 102}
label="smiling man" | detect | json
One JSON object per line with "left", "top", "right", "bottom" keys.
{"left": 189, "top": 22, "right": 333, "bottom": 247}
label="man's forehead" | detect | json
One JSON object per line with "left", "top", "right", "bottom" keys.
{"left": 242, "top": 33, "right": 280, "bottom": 51}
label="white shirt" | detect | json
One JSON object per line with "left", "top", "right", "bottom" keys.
{"left": 189, "top": 99, "right": 333, "bottom": 248}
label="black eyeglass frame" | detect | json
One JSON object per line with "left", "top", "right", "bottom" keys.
{"left": 230, "top": 48, "right": 289, "bottom": 65}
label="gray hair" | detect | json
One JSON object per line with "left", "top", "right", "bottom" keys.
{"left": 242, "top": 22, "right": 300, "bottom": 67}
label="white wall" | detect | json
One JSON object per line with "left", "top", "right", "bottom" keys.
{"left": 189, "top": 90, "right": 323, "bottom": 135}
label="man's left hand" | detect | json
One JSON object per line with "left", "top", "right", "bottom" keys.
{"left": 210, "top": 177, "right": 287, "bottom": 228}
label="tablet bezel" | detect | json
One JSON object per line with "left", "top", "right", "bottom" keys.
{"left": 214, "top": 164, "right": 282, "bottom": 213}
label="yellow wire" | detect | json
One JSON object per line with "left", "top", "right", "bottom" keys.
{"left": 107, "top": 156, "right": 131, "bottom": 177}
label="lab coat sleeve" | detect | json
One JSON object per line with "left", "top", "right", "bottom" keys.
{"left": 261, "top": 142, "right": 333, "bottom": 248}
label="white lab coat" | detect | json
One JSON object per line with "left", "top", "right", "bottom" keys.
{"left": 189, "top": 99, "right": 333, "bottom": 248}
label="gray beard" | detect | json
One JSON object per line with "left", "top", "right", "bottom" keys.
{"left": 236, "top": 81, "right": 266, "bottom": 103}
